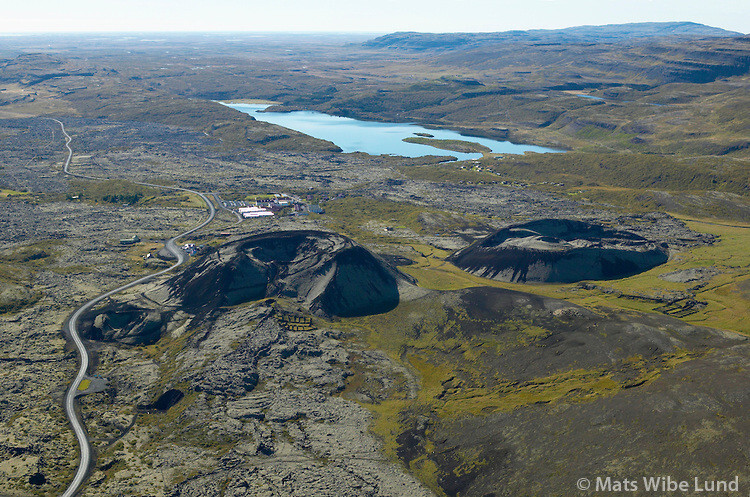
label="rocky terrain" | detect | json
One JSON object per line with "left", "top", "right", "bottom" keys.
{"left": 659, "top": 266, "right": 720, "bottom": 283}
{"left": 350, "top": 286, "right": 750, "bottom": 497}
{"left": 0, "top": 113, "right": 743, "bottom": 497}
{"left": 168, "top": 230, "right": 417, "bottom": 317}
{"left": 0, "top": 25, "right": 747, "bottom": 497}
{"left": 75, "top": 300, "right": 434, "bottom": 497}
{"left": 0, "top": 200, "right": 205, "bottom": 496}
{"left": 0, "top": 196, "right": 439, "bottom": 496}
{"left": 80, "top": 230, "right": 424, "bottom": 346}
{"left": 67, "top": 228, "right": 750, "bottom": 497}
{"left": 449, "top": 219, "right": 670, "bottom": 283}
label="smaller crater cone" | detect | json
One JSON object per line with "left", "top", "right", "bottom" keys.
{"left": 448, "top": 219, "right": 669, "bottom": 283}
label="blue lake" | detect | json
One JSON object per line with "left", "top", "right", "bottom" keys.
{"left": 222, "top": 103, "right": 562, "bottom": 161}
{"left": 574, "top": 94, "right": 606, "bottom": 101}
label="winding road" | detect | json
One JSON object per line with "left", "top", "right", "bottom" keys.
{"left": 212, "top": 193, "right": 243, "bottom": 222}
{"left": 51, "top": 119, "right": 216, "bottom": 497}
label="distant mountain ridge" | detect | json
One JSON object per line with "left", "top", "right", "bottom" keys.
{"left": 364, "top": 22, "right": 744, "bottom": 50}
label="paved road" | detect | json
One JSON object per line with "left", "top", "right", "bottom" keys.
{"left": 52, "top": 119, "right": 215, "bottom": 497}
{"left": 212, "top": 193, "right": 243, "bottom": 222}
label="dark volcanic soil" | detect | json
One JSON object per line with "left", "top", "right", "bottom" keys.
{"left": 170, "top": 230, "right": 410, "bottom": 317}
{"left": 137, "top": 389, "right": 184, "bottom": 412}
{"left": 383, "top": 286, "right": 749, "bottom": 497}
{"left": 81, "top": 302, "right": 167, "bottom": 345}
{"left": 83, "top": 230, "right": 416, "bottom": 345}
{"left": 449, "top": 218, "right": 669, "bottom": 283}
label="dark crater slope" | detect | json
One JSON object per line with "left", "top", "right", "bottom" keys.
{"left": 381, "top": 286, "right": 749, "bottom": 497}
{"left": 80, "top": 302, "right": 168, "bottom": 345}
{"left": 81, "top": 231, "right": 412, "bottom": 345}
{"left": 449, "top": 219, "right": 669, "bottom": 283}
{"left": 169, "top": 230, "right": 410, "bottom": 317}
{"left": 137, "top": 389, "right": 184, "bottom": 412}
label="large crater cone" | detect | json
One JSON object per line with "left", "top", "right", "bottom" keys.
{"left": 168, "top": 230, "right": 417, "bottom": 317}
{"left": 81, "top": 230, "right": 421, "bottom": 345}
{"left": 449, "top": 219, "right": 669, "bottom": 283}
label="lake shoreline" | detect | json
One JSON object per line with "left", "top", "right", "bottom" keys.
{"left": 221, "top": 101, "right": 563, "bottom": 160}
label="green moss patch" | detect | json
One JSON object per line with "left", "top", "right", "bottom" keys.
{"left": 403, "top": 137, "right": 491, "bottom": 154}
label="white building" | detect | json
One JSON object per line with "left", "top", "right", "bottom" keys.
{"left": 239, "top": 206, "right": 274, "bottom": 218}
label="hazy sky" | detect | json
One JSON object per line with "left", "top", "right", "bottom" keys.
{"left": 1, "top": 0, "right": 748, "bottom": 34}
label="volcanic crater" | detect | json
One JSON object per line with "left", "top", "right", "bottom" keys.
{"left": 82, "top": 230, "right": 417, "bottom": 345}
{"left": 449, "top": 219, "right": 669, "bottom": 283}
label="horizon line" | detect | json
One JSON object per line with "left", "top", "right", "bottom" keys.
{"left": 0, "top": 21, "right": 746, "bottom": 37}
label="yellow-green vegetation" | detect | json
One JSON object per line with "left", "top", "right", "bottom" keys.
{"left": 398, "top": 153, "right": 750, "bottom": 221}
{"left": 485, "top": 152, "right": 749, "bottom": 207}
{"left": 0, "top": 241, "right": 59, "bottom": 314}
{"left": 322, "top": 196, "right": 486, "bottom": 242}
{"left": 68, "top": 179, "right": 159, "bottom": 205}
{"left": 324, "top": 197, "right": 430, "bottom": 237}
{"left": 103, "top": 323, "right": 237, "bottom": 471}
{"left": 556, "top": 83, "right": 750, "bottom": 157}
{"left": 645, "top": 217, "right": 750, "bottom": 331}
{"left": 511, "top": 151, "right": 750, "bottom": 193}
{"left": 141, "top": 191, "right": 206, "bottom": 209}
{"left": 140, "top": 388, "right": 198, "bottom": 428}
{"left": 439, "top": 368, "right": 619, "bottom": 417}
{"left": 571, "top": 186, "right": 750, "bottom": 221}
{"left": 141, "top": 324, "right": 195, "bottom": 373}
{"left": 0, "top": 262, "right": 32, "bottom": 284}
{"left": 334, "top": 214, "right": 748, "bottom": 491}
{"left": 0, "top": 188, "right": 30, "bottom": 197}
{"left": 77, "top": 379, "right": 91, "bottom": 391}
{"left": 48, "top": 264, "right": 96, "bottom": 275}
{"left": 122, "top": 242, "right": 164, "bottom": 272}
{"left": 406, "top": 452, "right": 442, "bottom": 493}
{"left": 68, "top": 178, "right": 209, "bottom": 210}
{"left": 0, "top": 279, "right": 40, "bottom": 314}
{"left": 207, "top": 120, "right": 338, "bottom": 152}
{"left": 394, "top": 217, "right": 750, "bottom": 335}
{"left": 345, "top": 288, "right": 703, "bottom": 497}
{"left": 434, "top": 352, "right": 698, "bottom": 417}
{"left": 526, "top": 216, "right": 750, "bottom": 335}
{"left": 402, "top": 137, "right": 491, "bottom": 154}
{"left": 0, "top": 240, "right": 59, "bottom": 266}
{"left": 399, "top": 243, "right": 481, "bottom": 290}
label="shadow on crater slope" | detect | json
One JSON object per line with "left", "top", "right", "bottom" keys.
{"left": 449, "top": 218, "right": 669, "bottom": 283}
{"left": 80, "top": 302, "right": 167, "bottom": 345}
{"left": 83, "top": 230, "right": 419, "bottom": 345}
{"left": 169, "top": 230, "right": 413, "bottom": 317}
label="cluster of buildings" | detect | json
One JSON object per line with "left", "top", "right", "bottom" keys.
{"left": 224, "top": 193, "right": 324, "bottom": 219}
{"left": 141, "top": 242, "right": 202, "bottom": 262}
{"left": 182, "top": 243, "right": 201, "bottom": 256}
{"left": 237, "top": 194, "right": 294, "bottom": 218}
{"left": 238, "top": 205, "right": 274, "bottom": 218}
